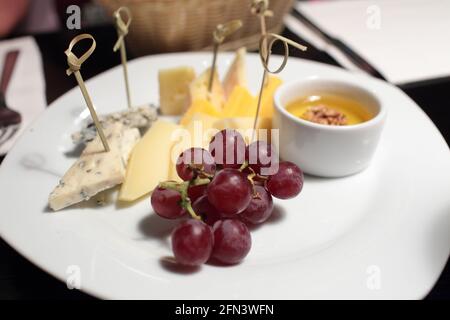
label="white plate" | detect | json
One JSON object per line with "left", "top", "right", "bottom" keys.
{"left": 0, "top": 53, "right": 449, "bottom": 299}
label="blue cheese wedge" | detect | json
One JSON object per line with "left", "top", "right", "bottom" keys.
{"left": 49, "top": 123, "right": 140, "bottom": 211}
{"left": 71, "top": 104, "right": 157, "bottom": 144}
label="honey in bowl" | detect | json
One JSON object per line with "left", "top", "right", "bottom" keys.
{"left": 286, "top": 94, "right": 373, "bottom": 126}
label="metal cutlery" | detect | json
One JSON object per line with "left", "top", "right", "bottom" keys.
{"left": 0, "top": 50, "right": 21, "bottom": 149}
{"left": 292, "top": 8, "right": 387, "bottom": 81}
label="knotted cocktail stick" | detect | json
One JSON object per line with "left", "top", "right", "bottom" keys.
{"left": 207, "top": 19, "right": 243, "bottom": 94}
{"left": 252, "top": 33, "right": 307, "bottom": 140}
{"left": 113, "top": 6, "right": 132, "bottom": 109}
{"left": 65, "top": 34, "right": 110, "bottom": 152}
{"left": 251, "top": 0, "right": 273, "bottom": 65}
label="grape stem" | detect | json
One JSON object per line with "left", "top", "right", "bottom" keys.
{"left": 245, "top": 166, "right": 258, "bottom": 197}
{"left": 159, "top": 181, "right": 180, "bottom": 190}
{"left": 187, "top": 164, "right": 214, "bottom": 179}
{"left": 185, "top": 201, "right": 201, "bottom": 221}
{"left": 239, "top": 161, "right": 249, "bottom": 171}
{"left": 158, "top": 181, "right": 202, "bottom": 220}
{"left": 191, "top": 177, "right": 211, "bottom": 186}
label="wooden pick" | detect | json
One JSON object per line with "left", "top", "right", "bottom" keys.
{"left": 252, "top": 33, "right": 307, "bottom": 141}
{"left": 207, "top": 19, "right": 243, "bottom": 93}
{"left": 65, "top": 34, "right": 110, "bottom": 152}
{"left": 113, "top": 6, "right": 132, "bottom": 109}
{"left": 251, "top": 0, "right": 273, "bottom": 64}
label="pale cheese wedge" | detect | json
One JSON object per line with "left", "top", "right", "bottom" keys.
{"left": 49, "top": 123, "right": 140, "bottom": 211}
{"left": 159, "top": 66, "right": 196, "bottom": 115}
{"left": 119, "top": 120, "right": 182, "bottom": 201}
{"left": 189, "top": 67, "right": 225, "bottom": 109}
{"left": 223, "top": 47, "right": 247, "bottom": 99}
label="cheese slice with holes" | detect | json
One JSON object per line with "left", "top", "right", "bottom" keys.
{"left": 49, "top": 123, "right": 140, "bottom": 211}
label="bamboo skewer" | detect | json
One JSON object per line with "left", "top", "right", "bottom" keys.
{"left": 65, "top": 34, "right": 110, "bottom": 152}
{"left": 251, "top": 0, "right": 273, "bottom": 64}
{"left": 113, "top": 7, "right": 133, "bottom": 109}
{"left": 251, "top": 33, "right": 308, "bottom": 141}
{"left": 207, "top": 19, "right": 243, "bottom": 93}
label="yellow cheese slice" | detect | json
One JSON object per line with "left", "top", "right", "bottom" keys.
{"left": 119, "top": 120, "right": 181, "bottom": 201}
{"left": 179, "top": 99, "right": 222, "bottom": 126}
{"left": 189, "top": 67, "right": 225, "bottom": 109}
{"left": 222, "top": 86, "right": 256, "bottom": 118}
{"left": 159, "top": 66, "right": 196, "bottom": 115}
{"left": 223, "top": 47, "right": 247, "bottom": 99}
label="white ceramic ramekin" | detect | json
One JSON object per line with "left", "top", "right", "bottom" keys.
{"left": 273, "top": 78, "right": 387, "bottom": 177}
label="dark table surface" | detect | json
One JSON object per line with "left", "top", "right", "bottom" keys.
{"left": 0, "top": 24, "right": 448, "bottom": 300}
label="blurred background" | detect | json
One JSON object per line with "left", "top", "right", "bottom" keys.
{"left": 0, "top": 0, "right": 295, "bottom": 54}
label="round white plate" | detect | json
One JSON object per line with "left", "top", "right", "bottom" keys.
{"left": 0, "top": 53, "right": 449, "bottom": 299}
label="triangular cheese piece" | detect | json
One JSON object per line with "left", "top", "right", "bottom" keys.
{"left": 179, "top": 99, "right": 222, "bottom": 126}
{"left": 222, "top": 85, "right": 256, "bottom": 117}
{"left": 189, "top": 67, "right": 225, "bottom": 109}
{"left": 223, "top": 47, "right": 247, "bottom": 99}
{"left": 49, "top": 123, "right": 140, "bottom": 211}
{"left": 119, "top": 120, "right": 181, "bottom": 202}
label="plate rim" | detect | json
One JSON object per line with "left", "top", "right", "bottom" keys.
{"left": 0, "top": 52, "right": 449, "bottom": 300}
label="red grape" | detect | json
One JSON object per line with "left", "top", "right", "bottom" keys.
{"left": 246, "top": 141, "right": 278, "bottom": 175}
{"left": 151, "top": 187, "right": 186, "bottom": 219}
{"left": 240, "top": 185, "right": 274, "bottom": 224}
{"left": 207, "top": 168, "right": 252, "bottom": 216}
{"left": 212, "top": 219, "right": 251, "bottom": 264}
{"left": 176, "top": 148, "right": 216, "bottom": 181}
{"left": 266, "top": 161, "right": 304, "bottom": 199}
{"left": 193, "top": 195, "right": 222, "bottom": 226}
{"left": 187, "top": 184, "right": 207, "bottom": 203}
{"left": 209, "top": 129, "right": 246, "bottom": 169}
{"left": 171, "top": 220, "right": 214, "bottom": 266}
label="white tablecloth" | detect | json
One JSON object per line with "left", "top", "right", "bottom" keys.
{"left": 286, "top": 0, "right": 450, "bottom": 84}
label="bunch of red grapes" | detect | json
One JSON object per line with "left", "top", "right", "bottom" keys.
{"left": 151, "top": 129, "right": 304, "bottom": 266}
